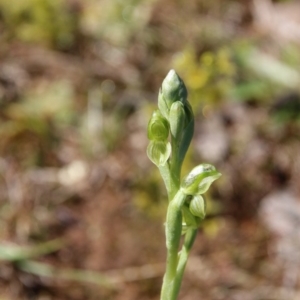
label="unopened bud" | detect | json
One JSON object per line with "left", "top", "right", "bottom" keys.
{"left": 169, "top": 101, "right": 185, "bottom": 141}
{"left": 158, "top": 70, "right": 188, "bottom": 118}
{"left": 147, "top": 140, "right": 171, "bottom": 166}
{"left": 147, "top": 110, "right": 169, "bottom": 141}
{"left": 189, "top": 195, "right": 206, "bottom": 219}
{"left": 181, "top": 164, "right": 221, "bottom": 195}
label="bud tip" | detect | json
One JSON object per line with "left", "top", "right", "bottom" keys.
{"left": 165, "top": 69, "right": 179, "bottom": 83}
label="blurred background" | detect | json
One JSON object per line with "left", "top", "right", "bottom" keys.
{"left": 1, "top": 0, "right": 300, "bottom": 299}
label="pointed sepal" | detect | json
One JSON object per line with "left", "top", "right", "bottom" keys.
{"left": 181, "top": 164, "right": 221, "bottom": 195}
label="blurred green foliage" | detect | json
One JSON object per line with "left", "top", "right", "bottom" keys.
{"left": 1, "top": 1, "right": 300, "bottom": 298}
{"left": 4, "top": 81, "right": 74, "bottom": 128}
{"left": 173, "top": 47, "right": 236, "bottom": 112}
{"left": 133, "top": 170, "right": 167, "bottom": 219}
{"left": 81, "top": 0, "right": 154, "bottom": 46}
{"left": 0, "top": 81, "right": 75, "bottom": 167}
{"left": 173, "top": 41, "right": 300, "bottom": 118}
{"left": 0, "top": 0, "right": 77, "bottom": 48}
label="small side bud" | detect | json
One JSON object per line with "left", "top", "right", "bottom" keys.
{"left": 189, "top": 195, "right": 206, "bottom": 219}
{"left": 169, "top": 101, "right": 185, "bottom": 142}
{"left": 147, "top": 110, "right": 169, "bottom": 141}
{"left": 181, "top": 164, "right": 221, "bottom": 195}
{"left": 147, "top": 140, "right": 171, "bottom": 166}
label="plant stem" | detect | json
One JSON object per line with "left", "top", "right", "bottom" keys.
{"left": 159, "top": 162, "right": 181, "bottom": 202}
{"left": 160, "top": 190, "right": 186, "bottom": 300}
{"left": 169, "top": 139, "right": 182, "bottom": 191}
{"left": 170, "top": 228, "right": 197, "bottom": 300}
{"left": 148, "top": 70, "right": 220, "bottom": 300}
{"left": 160, "top": 125, "right": 185, "bottom": 300}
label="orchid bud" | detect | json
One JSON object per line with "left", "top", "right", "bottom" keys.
{"left": 189, "top": 195, "right": 206, "bottom": 219}
{"left": 181, "top": 164, "right": 221, "bottom": 195}
{"left": 158, "top": 69, "right": 188, "bottom": 118}
{"left": 147, "top": 140, "right": 171, "bottom": 166}
{"left": 169, "top": 101, "right": 185, "bottom": 142}
{"left": 147, "top": 110, "right": 169, "bottom": 141}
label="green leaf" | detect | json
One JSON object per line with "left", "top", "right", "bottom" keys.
{"left": 0, "top": 239, "right": 64, "bottom": 262}
{"left": 179, "top": 103, "right": 194, "bottom": 162}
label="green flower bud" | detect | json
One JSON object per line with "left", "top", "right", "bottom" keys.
{"left": 189, "top": 195, "right": 206, "bottom": 219}
{"left": 158, "top": 70, "right": 188, "bottom": 118}
{"left": 147, "top": 110, "right": 169, "bottom": 141}
{"left": 169, "top": 101, "right": 185, "bottom": 142}
{"left": 162, "top": 69, "right": 188, "bottom": 105}
{"left": 181, "top": 164, "right": 221, "bottom": 195}
{"left": 147, "top": 140, "right": 171, "bottom": 166}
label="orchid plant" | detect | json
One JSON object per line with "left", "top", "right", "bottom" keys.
{"left": 147, "top": 70, "right": 221, "bottom": 300}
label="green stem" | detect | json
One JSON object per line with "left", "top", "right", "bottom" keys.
{"left": 170, "top": 228, "right": 197, "bottom": 300}
{"left": 169, "top": 138, "right": 182, "bottom": 191}
{"left": 158, "top": 162, "right": 179, "bottom": 201}
{"left": 159, "top": 141, "right": 182, "bottom": 201}
{"left": 158, "top": 163, "right": 172, "bottom": 199}
{"left": 160, "top": 190, "right": 187, "bottom": 300}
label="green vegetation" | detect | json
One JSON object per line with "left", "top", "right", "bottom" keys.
{"left": 0, "top": 0, "right": 77, "bottom": 49}
{"left": 1, "top": 0, "right": 300, "bottom": 299}
{"left": 147, "top": 70, "right": 221, "bottom": 300}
